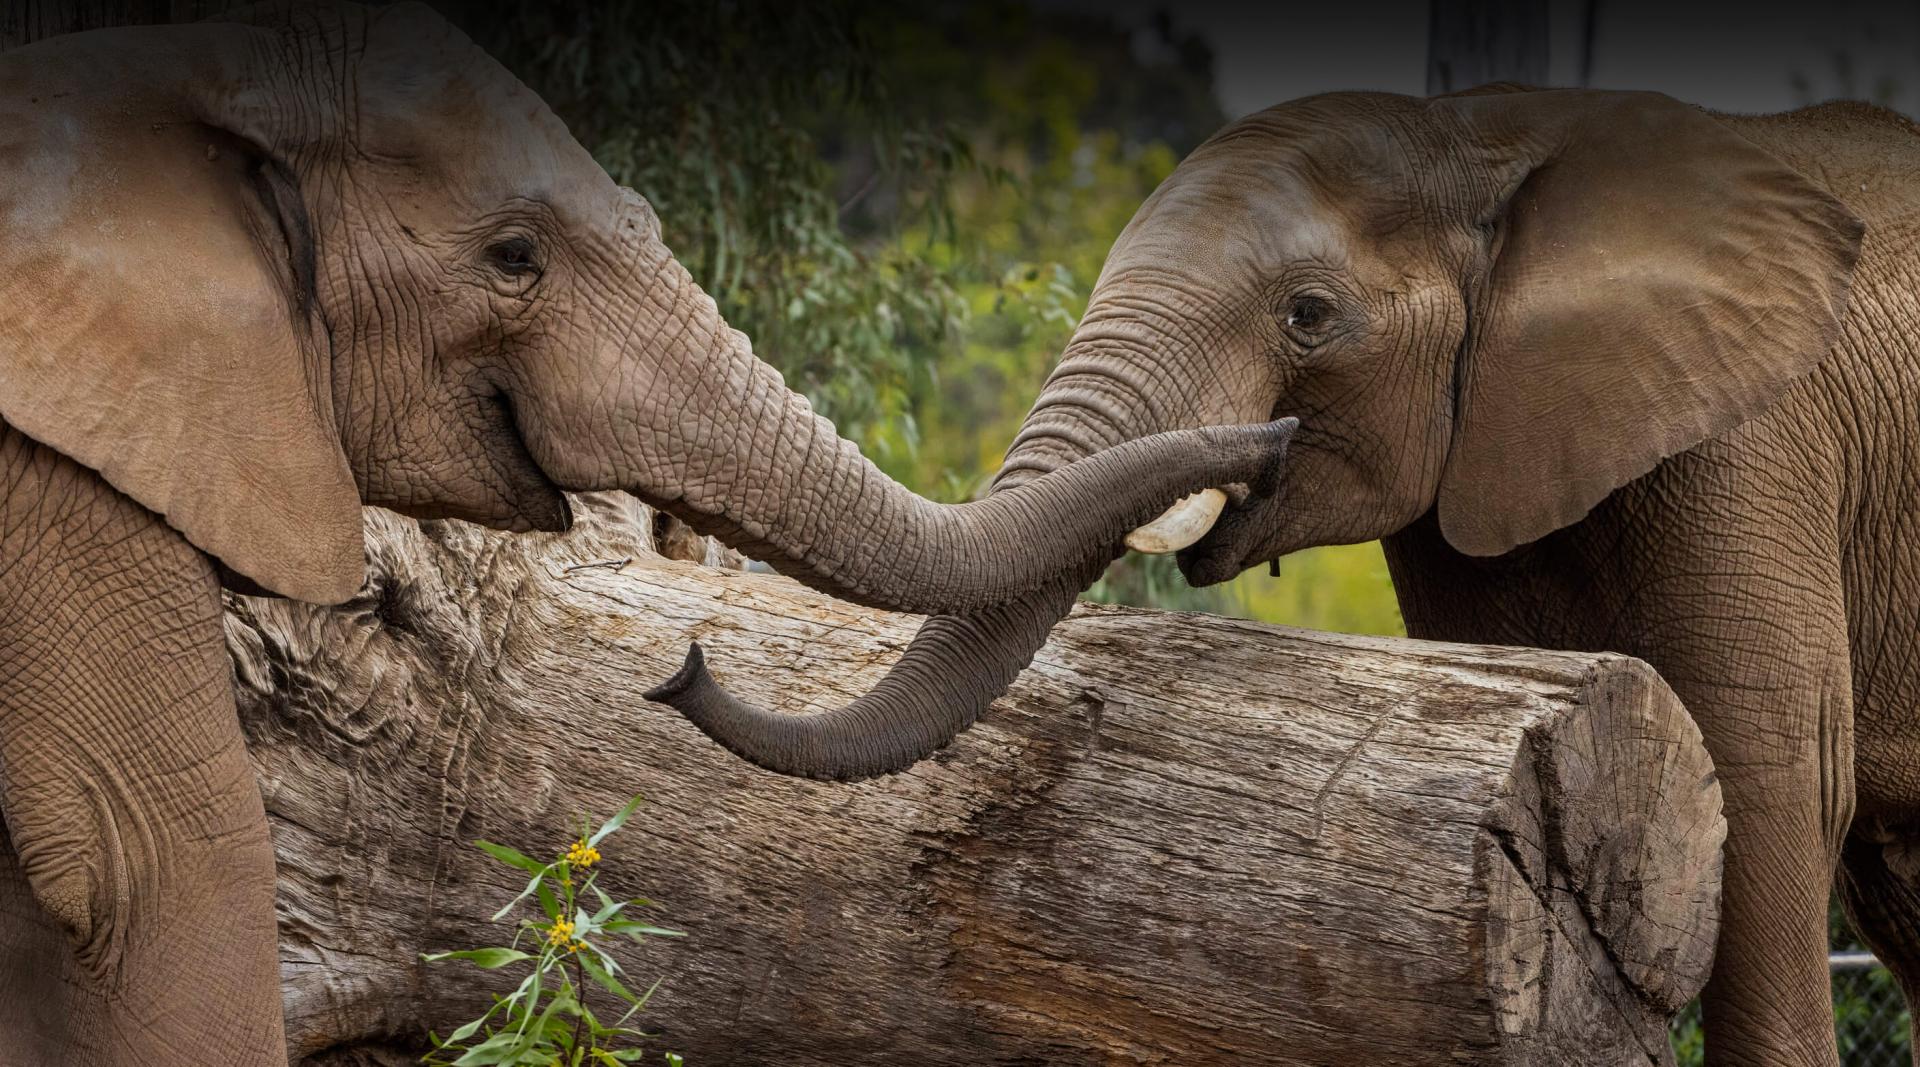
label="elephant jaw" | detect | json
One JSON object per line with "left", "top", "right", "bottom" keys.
{"left": 1128, "top": 484, "right": 1278, "bottom": 587}
{"left": 1170, "top": 464, "right": 1300, "bottom": 588}
{"left": 1124, "top": 489, "right": 1228, "bottom": 554}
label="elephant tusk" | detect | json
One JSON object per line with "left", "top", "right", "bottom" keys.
{"left": 1124, "top": 488, "right": 1228, "bottom": 555}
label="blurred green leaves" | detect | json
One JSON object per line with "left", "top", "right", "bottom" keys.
{"left": 458, "top": 0, "right": 1404, "bottom": 635}
{"left": 461, "top": 0, "right": 975, "bottom": 453}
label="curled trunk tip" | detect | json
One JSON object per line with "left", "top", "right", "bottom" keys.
{"left": 644, "top": 642, "right": 707, "bottom": 704}
{"left": 647, "top": 418, "right": 1298, "bottom": 782}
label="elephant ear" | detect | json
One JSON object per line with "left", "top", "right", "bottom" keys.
{"left": 0, "top": 22, "right": 364, "bottom": 603}
{"left": 1434, "top": 89, "right": 1863, "bottom": 557}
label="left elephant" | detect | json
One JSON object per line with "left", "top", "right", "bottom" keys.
{"left": 0, "top": 4, "right": 1293, "bottom": 1064}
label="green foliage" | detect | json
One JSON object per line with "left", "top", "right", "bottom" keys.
{"left": 458, "top": 0, "right": 1404, "bottom": 634}
{"left": 422, "top": 797, "right": 684, "bottom": 1067}
{"left": 1226, "top": 544, "right": 1406, "bottom": 636}
{"left": 1829, "top": 896, "right": 1914, "bottom": 1065}
{"left": 457, "top": 1, "right": 978, "bottom": 455}
{"left": 1086, "top": 545, "right": 1405, "bottom": 635}
{"left": 1669, "top": 897, "right": 1914, "bottom": 1064}
{"left": 1670, "top": 1002, "right": 1705, "bottom": 1065}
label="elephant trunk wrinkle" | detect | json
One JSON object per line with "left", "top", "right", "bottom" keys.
{"left": 611, "top": 258, "right": 1291, "bottom": 620}
{"left": 649, "top": 568, "right": 1096, "bottom": 782}
{"left": 649, "top": 418, "right": 1298, "bottom": 781}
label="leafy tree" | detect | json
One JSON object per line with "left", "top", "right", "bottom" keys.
{"left": 456, "top": 0, "right": 1405, "bottom": 634}
{"left": 456, "top": 0, "right": 976, "bottom": 454}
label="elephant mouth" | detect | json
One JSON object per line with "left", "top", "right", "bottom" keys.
{"left": 1173, "top": 495, "right": 1271, "bottom": 587}
{"left": 1130, "top": 421, "right": 1295, "bottom": 589}
{"left": 398, "top": 389, "right": 573, "bottom": 533}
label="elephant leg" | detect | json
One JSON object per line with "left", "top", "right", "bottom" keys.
{"left": 0, "top": 432, "right": 286, "bottom": 1066}
{"left": 1837, "top": 823, "right": 1920, "bottom": 1063}
{"left": 1389, "top": 519, "right": 1851, "bottom": 1066}
{"left": 1638, "top": 598, "right": 1852, "bottom": 1067}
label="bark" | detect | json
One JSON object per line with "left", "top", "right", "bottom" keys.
{"left": 1426, "top": 0, "right": 1550, "bottom": 94}
{"left": 235, "top": 495, "right": 1724, "bottom": 1067}
{"left": 0, "top": 0, "right": 250, "bottom": 50}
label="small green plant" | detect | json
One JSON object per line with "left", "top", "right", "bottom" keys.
{"left": 422, "top": 796, "right": 685, "bottom": 1066}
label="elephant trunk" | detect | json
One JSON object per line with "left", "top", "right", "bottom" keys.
{"left": 646, "top": 570, "right": 1092, "bottom": 781}
{"left": 613, "top": 252, "right": 1275, "bottom": 617}
{"left": 647, "top": 324, "right": 1294, "bottom": 780}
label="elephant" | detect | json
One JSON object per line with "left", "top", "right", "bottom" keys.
{"left": 0, "top": 5, "right": 1296, "bottom": 1064}
{"left": 651, "top": 87, "right": 1920, "bottom": 1065}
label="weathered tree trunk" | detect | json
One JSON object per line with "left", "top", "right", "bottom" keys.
{"left": 1426, "top": 0, "right": 1551, "bottom": 94}
{"left": 236, "top": 495, "right": 1724, "bottom": 1067}
{"left": 0, "top": 0, "right": 249, "bottom": 50}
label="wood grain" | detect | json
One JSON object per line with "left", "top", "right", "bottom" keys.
{"left": 237, "top": 495, "right": 1724, "bottom": 1066}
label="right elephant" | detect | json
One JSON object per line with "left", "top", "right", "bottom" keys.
{"left": 660, "top": 87, "right": 1920, "bottom": 1065}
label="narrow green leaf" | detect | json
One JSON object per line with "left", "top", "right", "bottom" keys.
{"left": 492, "top": 867, "right": 555, "bottom": 922}
{"left": 591, "top": 884, "right": 619, "bottom": 917}
{"left": 590, "top": 897, "right": 626, "bottom": 925}
{"left": 474, "top": 840, "right": 550, "bottom": 877}
{"left": 588, "top": 795, "right": 646, "bottom": 848}
{"left": 579, "top": 948, "right": 639, "bottom": 1004}
{"left": 423, "top": 948, "right": 533, "bottom": 970}
{"left": 443, "top": 1015, "right": 488, "bottom": 1044}
{"left": 450, "top": 1030, "right": 529, "bottom": 1066}
{"left": 614, "top": 977, "right": 664, "bottom": 1028}
{"left": 527, "top": 989, "right": 577, "bottom": 1045}
{"left": 510, "top": 970, "right": 544, "bottom": 1037}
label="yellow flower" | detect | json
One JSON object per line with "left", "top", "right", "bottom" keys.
{"left": 545, "top": 919, "right": 575, "bottom": 947}
{"left": 566, "top": 838, "right": 601, "bottom": 869}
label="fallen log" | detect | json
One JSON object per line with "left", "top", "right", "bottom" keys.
{"left": 231, "top": 495, "right": 1723, "bottom": 1067}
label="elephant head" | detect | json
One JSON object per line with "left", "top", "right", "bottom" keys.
{"left": 0, "top": 2, "right": 1290, "bottom": 617}
{"left": 654, "top": 86, "right": 1861, "bottom": 780}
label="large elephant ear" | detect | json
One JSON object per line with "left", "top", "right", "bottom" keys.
{"left": 1434, "top": 89, "right": 1863, "bottom": 557}
{"left": 0, "top": 21, "right": 365, "bottom": 603}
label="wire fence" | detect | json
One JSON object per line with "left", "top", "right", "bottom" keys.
{"left": 1670, "top": 954, "right": 1911, "bottom": 1065}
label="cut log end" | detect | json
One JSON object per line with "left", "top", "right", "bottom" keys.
{"left": 1483, "top": 655, "right": 1725, "bottom": 1065}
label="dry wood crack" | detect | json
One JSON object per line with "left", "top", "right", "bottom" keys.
{"left": 231, "top": 495, "right": 1724, "bottom": 1066}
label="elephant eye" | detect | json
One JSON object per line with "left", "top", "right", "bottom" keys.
{"left": 486, "top": 237, "right": 541, "bottom": 279}
{"left": 1284, "top": 295, "right": 1331, "bottom": 334}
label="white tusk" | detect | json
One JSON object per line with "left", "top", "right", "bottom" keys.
{"left": 1124, "top": 488, "right": 1228, "bottom": 555}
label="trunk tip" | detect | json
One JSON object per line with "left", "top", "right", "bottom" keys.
{"left": 644, "top": 642, "right": 708, "bottom": 704}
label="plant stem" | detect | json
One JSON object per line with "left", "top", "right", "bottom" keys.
{"left": 570, "top": 950, "right": 588, "bottom": 1056}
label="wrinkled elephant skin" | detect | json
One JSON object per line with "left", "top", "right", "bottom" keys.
{"left": 750, "top": 89, "right": 1920, "bottom": 1067}
{"left": 0, "top": 5, "right": 1286, "bottom": 1064}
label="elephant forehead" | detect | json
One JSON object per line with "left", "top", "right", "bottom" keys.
{"left": 1105, "top": 170, "right": 1353, "bottom": 285}
{"left": 351, "top": 12, "right": 609, "bottom": 214}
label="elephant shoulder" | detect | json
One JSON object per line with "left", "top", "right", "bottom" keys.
{"left": 1714, "top": 104, "right": 1920, "bottom": 219}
